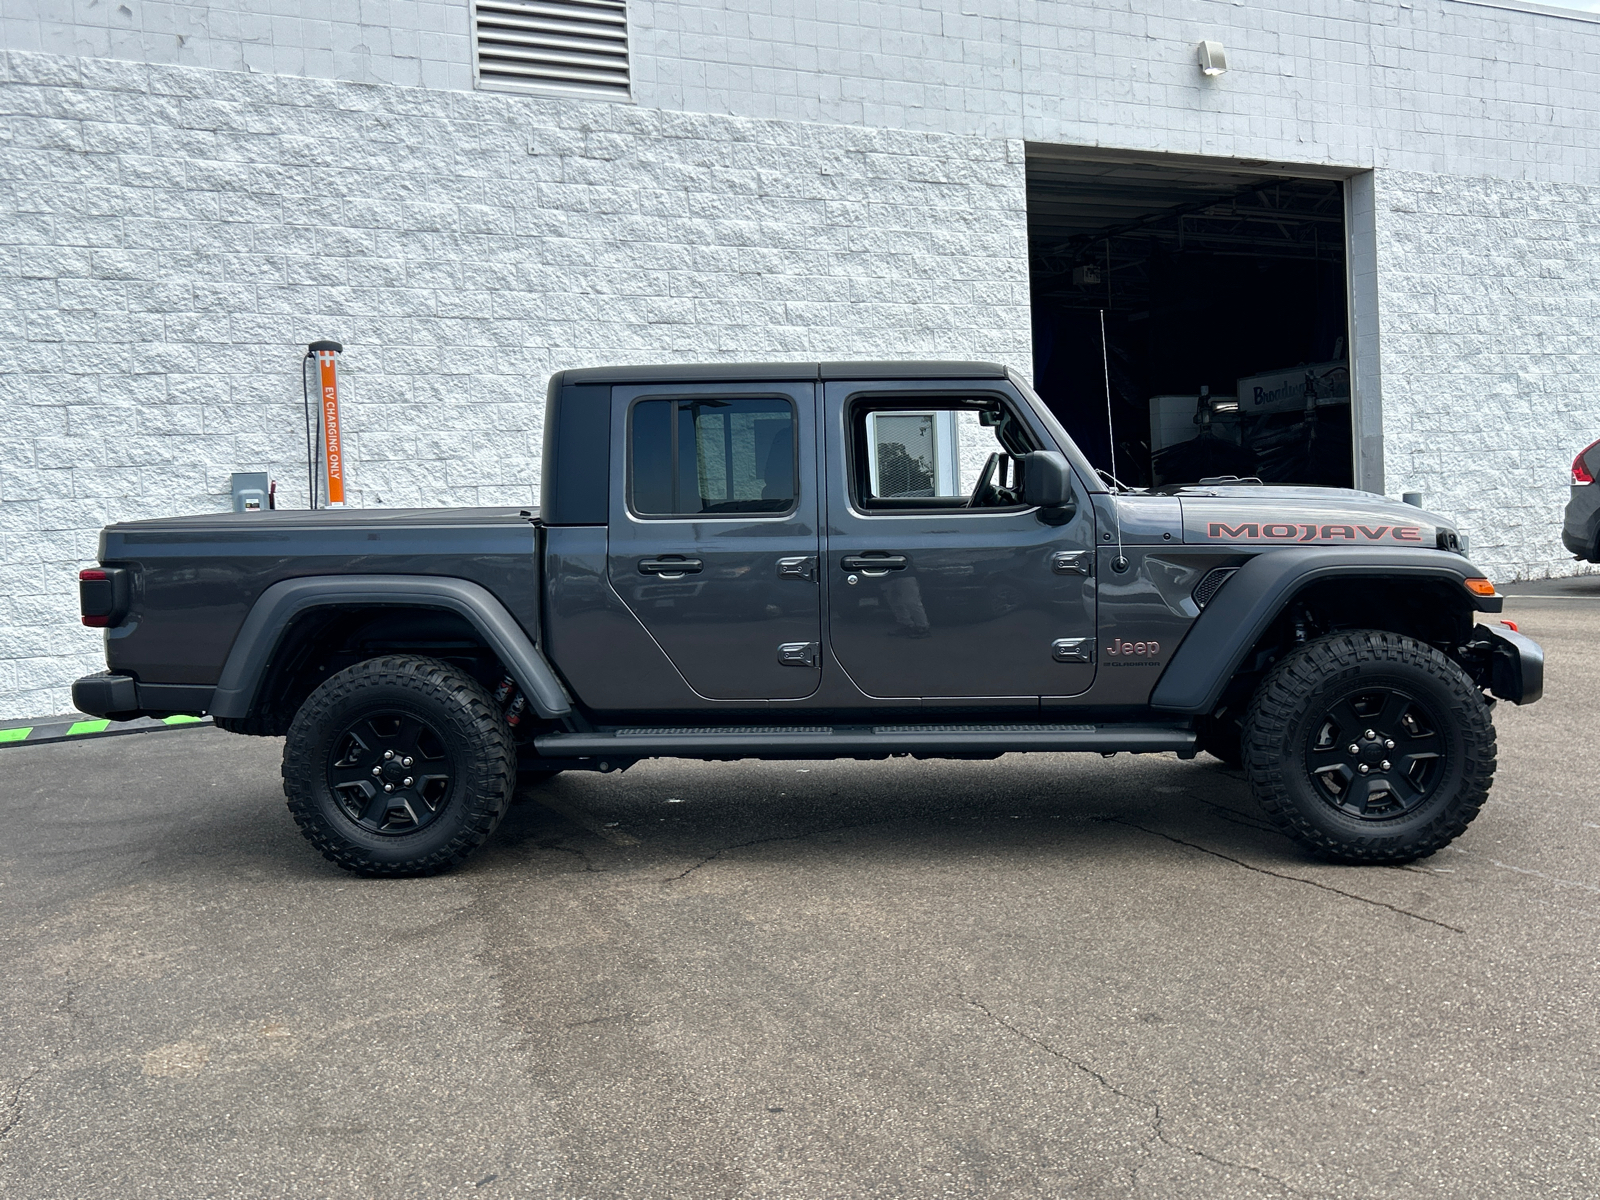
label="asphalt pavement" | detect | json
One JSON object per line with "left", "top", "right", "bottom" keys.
{"left": 2, "top": 589, "right": 1597, "bottom": 1199}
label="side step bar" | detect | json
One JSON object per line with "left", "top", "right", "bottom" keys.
{"left": 532, "top": 722, "right": 1197, "bottom": 762}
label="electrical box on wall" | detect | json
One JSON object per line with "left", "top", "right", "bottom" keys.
{"left": 231, "top": 472, "right": 271, "bottom": 513}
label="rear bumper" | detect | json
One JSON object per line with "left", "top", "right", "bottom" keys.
{"left": 72, "top": 673, "right": 213, "bottom": 719}
{"left": 72, "top": 672, "right": 139, "bottom": 718}
{"left": 1563, "top": 485, "right": 1600, "bottom": 561}
{"left": 1483, "top": 625, "right": 1544, "bottom": 705}
{"left": 1561, "top": 527, "right": 1597, "bottom": 560}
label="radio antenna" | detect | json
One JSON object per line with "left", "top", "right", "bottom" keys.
{"left": 1100, "top": 308, "right": 1127, "bottom": 571}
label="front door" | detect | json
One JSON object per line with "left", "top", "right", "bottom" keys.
{"left": 607, "top": 380, "right": 822, "bottom": 701}
{"left": 823, "top": 380, "right": 1097, "bottom": 700}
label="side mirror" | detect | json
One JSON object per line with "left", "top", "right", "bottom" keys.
{"left": 1023, "top": 451, "right": 1076, "bottom": 525}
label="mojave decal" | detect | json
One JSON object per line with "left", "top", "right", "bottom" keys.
{"left": 1205, "top": 521, "right": 1424, "bottom": 544}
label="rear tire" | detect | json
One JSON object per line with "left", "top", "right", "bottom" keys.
{"left": 1243, "top": 631, "right": 1495, "bottom": 864}
{"left": 283, "top": 655, "right": 515, "bottom": 877}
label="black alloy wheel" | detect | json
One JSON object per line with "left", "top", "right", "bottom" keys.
{"left": 283, "top": 655, "right": 516, "bottom": 876}
{"left": 327, "top": 711, "right": 455, "bottom": 834}
{"left": 1243, "top": 630, "right": 1495, "bottom": 864}
{"left": 1305, "top": 686, "right": 1445, "bottom": 819}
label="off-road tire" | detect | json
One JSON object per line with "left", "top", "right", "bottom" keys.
{"left": 1243, "top": 630, "right": 1495, "bottom": 864}
{"left": 283, "top": 655, "right": 515, "bottom": 877}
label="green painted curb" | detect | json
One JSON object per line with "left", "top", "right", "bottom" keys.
{"left": 0, "top": 714, "right": 215, "bottom": 749}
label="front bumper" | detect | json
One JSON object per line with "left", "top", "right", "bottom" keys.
{"left": 1482, "top": 625, "right": 1544, "bottom": 705}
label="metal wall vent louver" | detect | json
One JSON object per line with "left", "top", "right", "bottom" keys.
{"left": 474, "top": 0, "right": 630, "bottom": 100}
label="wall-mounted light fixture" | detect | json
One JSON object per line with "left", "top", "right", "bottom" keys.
{"left": 1197, "top": 40, "right": 1228, "bottom": 76}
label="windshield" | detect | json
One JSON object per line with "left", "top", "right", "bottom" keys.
{"left": 1005, "top": 369, "right": 1110, "bottom": 494}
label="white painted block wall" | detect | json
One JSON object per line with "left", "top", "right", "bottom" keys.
{"left": 0, "top": 50, "right": 1030, "bottom": 719}
{"left": 1374, "top": 169, "right": 1600, "bottom": 579}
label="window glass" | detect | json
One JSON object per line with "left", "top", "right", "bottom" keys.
{"left": 855, "top": 401, "right": 1035, "bottom": 509}
{"left": 630, "top": 397, "right": 796, "bottom": 517}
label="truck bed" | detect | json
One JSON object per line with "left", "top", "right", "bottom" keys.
{"left": 99, "top": 507, "right": 542, "bottom": 690}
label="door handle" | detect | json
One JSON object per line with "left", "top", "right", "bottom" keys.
{"left": 638, "top": 557, "right": 703, "bottom": 576}
{"left": 841, "top": 554, "right": 908, "bottom": 573}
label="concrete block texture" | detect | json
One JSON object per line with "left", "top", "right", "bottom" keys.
{"left": 0, "top": 50, "right": 1029, "bottom": 719}
{"left": 1373, "top": 168, "right": 1600, "bottom": 584}
{"left": 12, "top": 1, "right": 1600, "bottom": 187}
{"left": 628, "top": 0, "right": 1600, "bottom": 187}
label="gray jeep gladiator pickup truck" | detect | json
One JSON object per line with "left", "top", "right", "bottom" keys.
{"left": 72, "top": 361, "right": 1543, "bottom": 876}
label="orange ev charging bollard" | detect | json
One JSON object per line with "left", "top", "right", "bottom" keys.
{"left": 302, "top": 340, "right": 347, "bottom": 508}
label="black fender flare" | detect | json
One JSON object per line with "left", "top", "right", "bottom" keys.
{"left": 1149, "top": 548, "right": 1502, "bottom": 716}
{"left": 208, "top": 575, "right": 573, "bottom": 721}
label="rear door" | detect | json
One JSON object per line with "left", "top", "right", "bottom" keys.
{"left": 822, "top": 379, "right": 1097, "bottom": 700}
{"left": 607, "top": 380, "right": 822, "bottom": 701}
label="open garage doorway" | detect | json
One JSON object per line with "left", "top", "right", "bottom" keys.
{"left": 1027, "top": 148, "right": 1354, "bottom": 489}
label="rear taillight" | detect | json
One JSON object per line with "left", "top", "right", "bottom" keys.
{"left": 1575, "top": 439, "right": 1600, "bottom": 485}
{"left": 79, "top": 567, "right": 129, "bottom": 628}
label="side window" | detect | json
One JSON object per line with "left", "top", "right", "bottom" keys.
{"left": 851, "top": 399, "right": 1037, "bottom": 511}
{"left": 630, "top": 397, "right": 797, "bottom": 517}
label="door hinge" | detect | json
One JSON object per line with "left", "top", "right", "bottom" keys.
{"left": 1051, "top": 637, "right": 1093, "bottom": 663}
{"left": 777, "top": 555, "right": 817, "bottom": 581}
{"left": 1052, "top": 551, "right": 1091, "bottom": 575}
{"left": 777, "top": 641, "right": 821, "bottom": 668}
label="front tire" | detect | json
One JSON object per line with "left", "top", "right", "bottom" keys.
{"left": 1243, "top": 631, "right": 1495, "bottom": 864}
{"left": 283, "top": 655, "right": 515, "bottom": 877}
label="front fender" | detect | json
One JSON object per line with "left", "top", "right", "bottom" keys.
{"left": 1148, "top": 548, "right": 1501, "bottom": 716}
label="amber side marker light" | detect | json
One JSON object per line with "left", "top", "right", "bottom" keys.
{"left": 1464, "top": 578, "right": 1497, "bottom": 597}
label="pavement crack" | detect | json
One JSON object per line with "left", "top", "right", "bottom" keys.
{"left": 664, "top": 811, "right": 946, "bottom": 882}
{"left": 0, "top": 1068, "right": 40, "bottom": 1144}
{"left": 968, "top": 998, "right": 1130, "bottom": 1098}
{"left": 667, "top": 830, "right": 815, "bottom": 881}
{"left": 968, "top": 1000, "right": 1325, "bottom": 1198}
{"left": 1197, "top": 799, "right": 1282, "bottom": 835}
{"left": 540, "top": 838, "right": 604, "bottom": 873}
{"left": 1115, "top": 820, "right": 1465, "bottom": 933}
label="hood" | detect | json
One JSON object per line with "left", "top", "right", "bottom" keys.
{"left": 1169, "top": 485, "right": 1460, "bottom": 550}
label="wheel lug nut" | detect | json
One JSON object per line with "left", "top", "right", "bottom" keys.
{"left": 1364, "top": 729, "right": 1375, "bottom": 739}
{"left": 403, "top": 777, "right": 413, "bottom": 787}
{"left": 1359, "top": 764, "right": 1370, "bottom": 774}
{"left": 372, "top": 767, "right": 382, "bottom": 776}
{"left": 402, "top": 757, "right": 413, "bottom": 767}
{"left": 1385, "top": 739, "right": 1395, "bottom": 749}
{"left": 384, "top": 750, "right": 394, "bottom": 760}
{"left": 1347, "top": 744, "right": 1359, "bottom": 754}
{"left": 384, "top": 783, "right": 394, "bottom": 793}
{"left": 1380, "top": 760, "right": 1391, "bottom": 771}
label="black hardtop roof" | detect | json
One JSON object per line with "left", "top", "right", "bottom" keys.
{"left": 554, "top": 361, "right": 1009, "bottom": 386}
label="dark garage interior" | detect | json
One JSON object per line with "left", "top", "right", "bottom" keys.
{"left": 1026, "top": 150, "right": 1353, "bottom": 489}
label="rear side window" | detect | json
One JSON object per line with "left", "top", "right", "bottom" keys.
{"left": 629, "top": 397, "right": 797, "bottom": 517}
